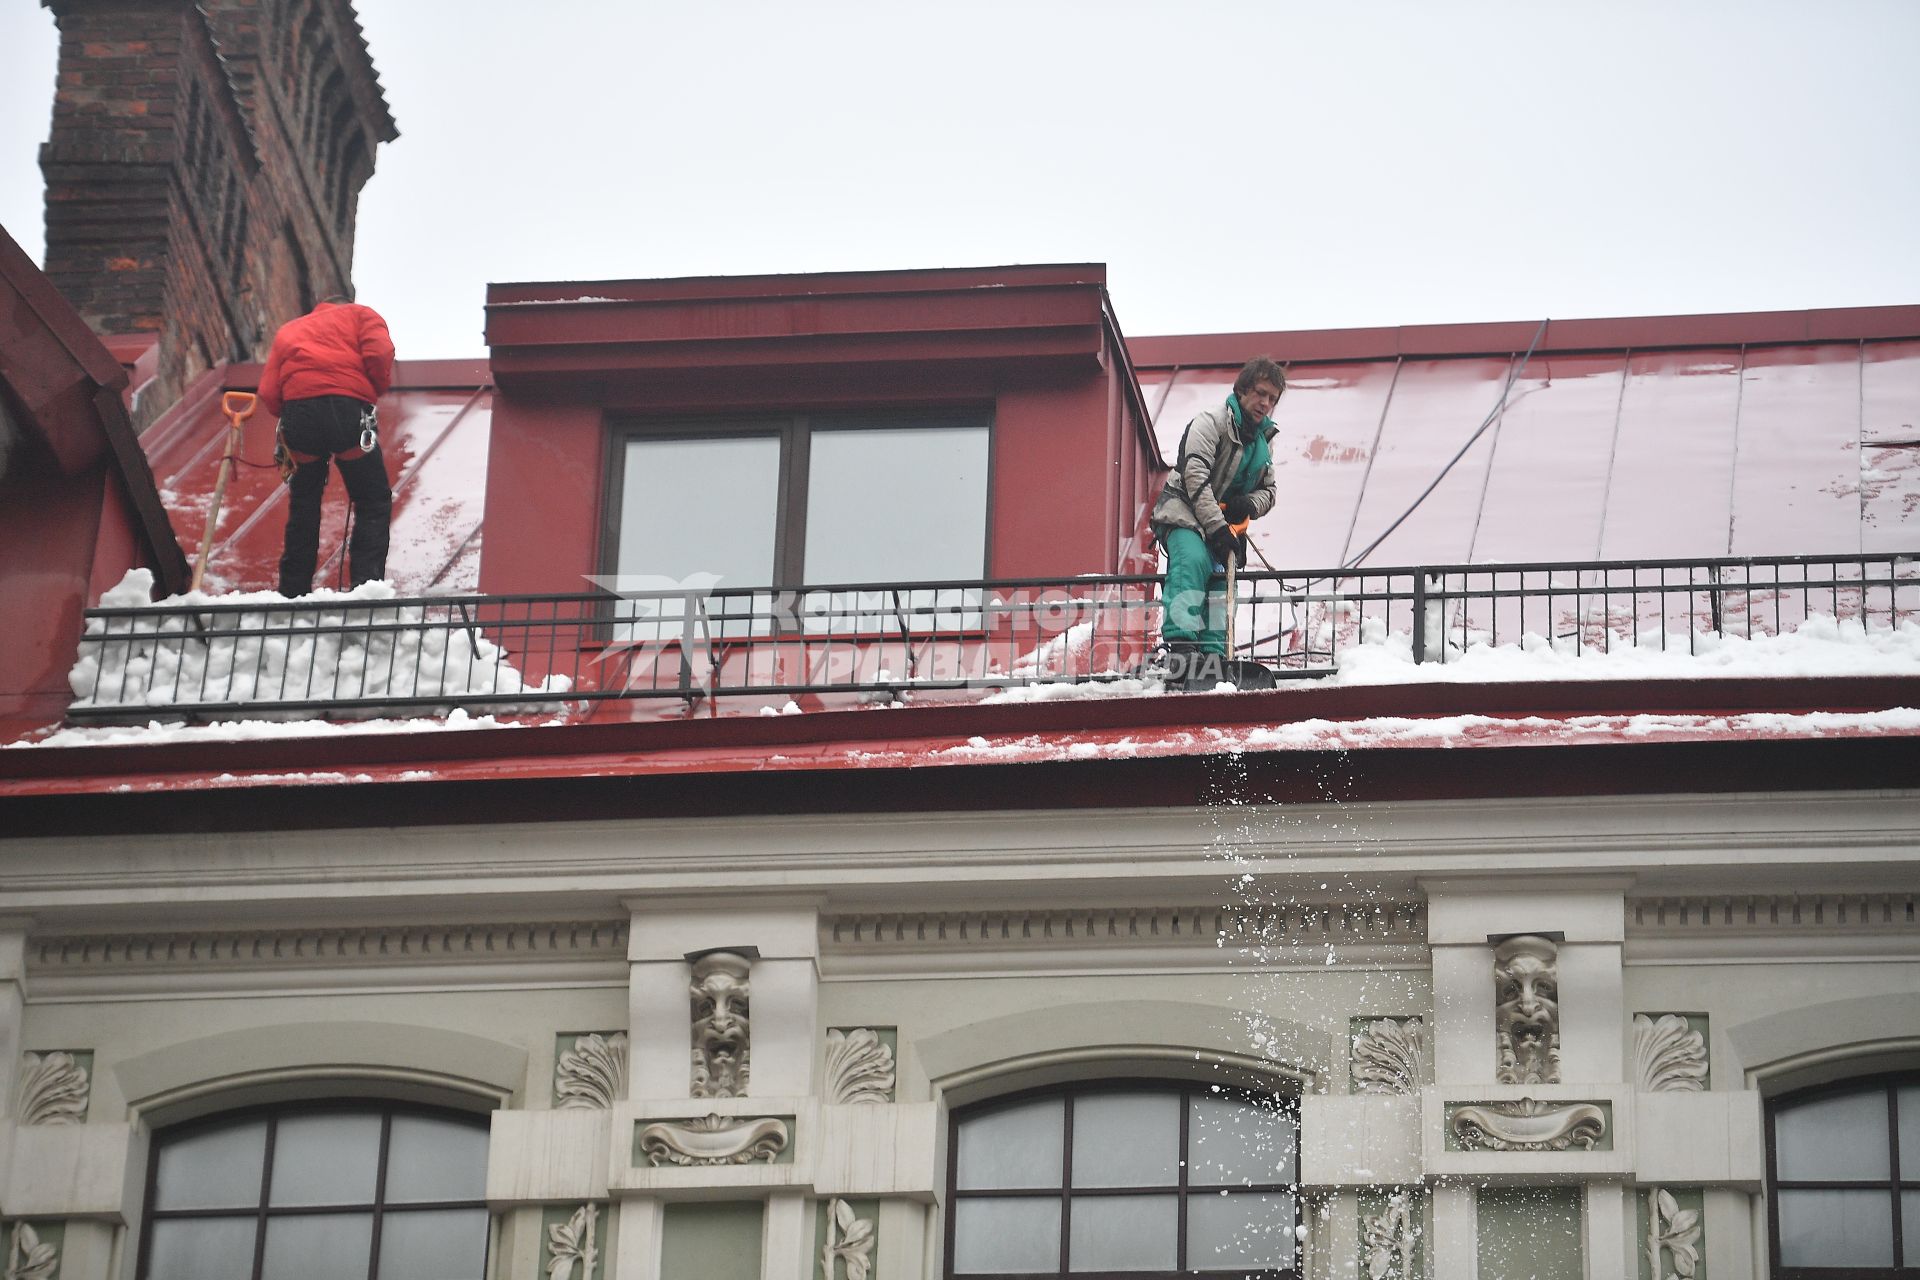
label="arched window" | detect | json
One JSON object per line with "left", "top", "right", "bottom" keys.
{"left": 946, "top": 1081, "right": 1299, "bottom": 1278}
{"left": 136, "top": 1102, "right": 490, "bottom": 1280}
{"left": 1767, "top": 1073, "right": 1920, "bottom": 1276}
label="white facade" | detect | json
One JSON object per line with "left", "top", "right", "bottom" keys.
{"left": 1, "top": 783, "right": 1916, "bottom": 1278}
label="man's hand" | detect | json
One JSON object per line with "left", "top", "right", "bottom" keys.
{"left": 1223, "top": 495, "right": 1254, "bottom": 524}
{"left": 1206, "top": 526, "right": 1242, "bottom": 569}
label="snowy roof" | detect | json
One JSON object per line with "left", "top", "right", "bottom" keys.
{"left": 10, "top": 301, "right": 1920, "bottom": 802}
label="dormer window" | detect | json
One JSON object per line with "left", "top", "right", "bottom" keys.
{"left": 605, "top": 410, "right": 991, "bottom": 591}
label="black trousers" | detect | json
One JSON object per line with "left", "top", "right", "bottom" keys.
{"left": 277, "top": 395, "right": 393, "bottom": 596}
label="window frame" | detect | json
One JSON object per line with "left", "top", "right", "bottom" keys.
{"left": 134, "top": 1098, "right": 493, "bottom": 1280}
{"left": 601, "top": 408, "right": 996, "bottom": 594}
{"left": 943, "top": 1078, "right": 1302, "bottom": 1280}
{"left": 1766, "top": 1071, "right": 1920, "bottom": 1278}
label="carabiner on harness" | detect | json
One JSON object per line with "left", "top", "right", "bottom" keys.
{"left": 358, "top": 406, "right": 379, "bottom": 455}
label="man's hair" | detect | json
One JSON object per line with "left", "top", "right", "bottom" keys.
{"left": 1234, "top": 355, "right": 1286, "bottom": 397}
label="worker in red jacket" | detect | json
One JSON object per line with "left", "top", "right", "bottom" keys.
{"left": 257, "top": 295, "right": 396, "bottom": 596}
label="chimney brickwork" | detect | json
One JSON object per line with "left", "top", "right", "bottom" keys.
{"left": 39, "top": 0, "right": 396, "bottom": 426}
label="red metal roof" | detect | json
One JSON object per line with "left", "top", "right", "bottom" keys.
{"left": 140, "top": 360, "right": 494, "bottom": 594}
{"left": 1134, "top": 307, "right": 1920, "bottom": 570}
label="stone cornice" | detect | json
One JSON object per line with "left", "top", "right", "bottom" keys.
{"left": 28, "top": 918, "right": 628, "bottom": 973}
{"left": 823, "top": 902, "right": 1427, "bottom": 950}
{"left": 1627, "top": 893, "right": 1917, "bottom": 935}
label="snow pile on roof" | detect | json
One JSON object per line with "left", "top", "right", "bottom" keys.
{"left": 9, "top": 707, "right": 534, "bottom": 750}
{"left": 1328, "top": 614, "right": 1920, "bottom": 685}
{"left": 66, "top": 570, "right": 572, "bottom": 720}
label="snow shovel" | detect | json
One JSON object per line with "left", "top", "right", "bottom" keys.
{"left": 1221, "top": 534, "right": 1277, "bottom": 691}
{"left": 191, "top": 391, "right": 258, "bottom": 591}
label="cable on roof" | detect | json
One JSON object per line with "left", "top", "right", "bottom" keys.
{"left": 1339, "top": 316, "right": 1550, "bottom": 571}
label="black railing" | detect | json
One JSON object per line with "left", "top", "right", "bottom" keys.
{"left": 64, "top": 552, "right": 1919, "bottom": 720}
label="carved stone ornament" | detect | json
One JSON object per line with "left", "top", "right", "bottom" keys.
{"left": 5, "top": 1223, "right": 58, "bottom": 1280}
{"left": 547, "top": 1203, "right": 600, "bottom": 1280}
{"left": 824, "top": 1029, "right": 896, "bottom": 1104}
{"left": 556, "top": 1033, "right": 629, "bottom": 1110}
{"left": 636, "top": 1113, "right": 789, "bottom": 1166}
{"left": 1633, "top": 1014, "right": 1708, "bottom": 1093}
{"left": 1450, "top": 1098, "right": 1607, "bottom": 1152}
{"left": 1493, "top": 935, "right": 1560, "bottom": 1085}
{"left": 1645, "top": 1187, "right": 1702, "bottom": 1280}
{"left": 1361, "top": 1192, "right": 1421, "bottom": 1280}
{"left": 16, "top": 1051, "right": 89, "bottom": 1125}
{"left": 1352, "top": 1018, "right": 1427, "bottom": 1095}
{"left": 820, "top": 1198, "right": 876, "bottom": 1280}
{"left": 690, "top": 951, "right": 751, "bottom": 1098}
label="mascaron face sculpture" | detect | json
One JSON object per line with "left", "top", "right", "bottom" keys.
{"left": 1493, "top": 934, "right": 1560, "bottom": 1085}
{"left": 690, "top": 951, "right": 752, "bottom": 1098}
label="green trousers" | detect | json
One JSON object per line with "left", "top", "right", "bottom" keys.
{"left": 1159, "top": 525, "right": 1226, "bottom": 654}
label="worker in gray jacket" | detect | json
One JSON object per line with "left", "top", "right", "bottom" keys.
{"left": 1149, "top": 355, "right": 1283, "bottom": 689}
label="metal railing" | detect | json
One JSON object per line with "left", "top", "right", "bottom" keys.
{"left": 64, "top": 552, "right": 1919, "bottom": 720}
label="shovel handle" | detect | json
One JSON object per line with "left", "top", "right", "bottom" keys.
{"left": 222, "top": 390, "right": 259, "bottom": 423}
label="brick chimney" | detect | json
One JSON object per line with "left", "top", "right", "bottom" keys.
{"left": 39, "top": 0, "right": 397, "bottom": 427}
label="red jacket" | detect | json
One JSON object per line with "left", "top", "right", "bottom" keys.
{"left": 257, "top": 301, "right": 396, "bottom": 416}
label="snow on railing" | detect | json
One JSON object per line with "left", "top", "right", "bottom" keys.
{"left": 68, "top": 570, "right": 571, "bottom": 720}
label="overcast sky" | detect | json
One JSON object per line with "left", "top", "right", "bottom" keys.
{"left": 3, "top": 1, "right": 1918, "bottom": 358}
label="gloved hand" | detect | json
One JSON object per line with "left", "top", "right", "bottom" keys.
{"left": 1206, "top": 526, "right": 1243, "bottom": 569}
{"left": 1222, "top": 495, "right": 1254, "bottom": 524}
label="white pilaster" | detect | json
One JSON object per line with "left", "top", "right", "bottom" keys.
{"left": 876, "top": 1199, "right": 929, "bottom": 1280}
{"left": 1581, "top": 1183, "right": 1628, "bottom": 1280}
{"left": 761, "top": 1192, "right": 808, "bottom": 1280}
{"left": 0, "top": 921, "right": 29, "bottom": 1217}
{"left": 1705, "top": 1187, "right": 1757, "bottom": 1278}
{"left": 1430, "top": 945, "right": 1495, "bottom": 1085}
{"left": 1430, "top": 1186, "right": 1476, "bottom": 1280}
{"left": 613, "top": 1197, "right": 665, "bottom": 1280}
{"left": 1558, "top": 944, "right": 1624, "bottom": 1084}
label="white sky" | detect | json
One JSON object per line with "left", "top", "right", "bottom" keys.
{"left": 3, "top": 1, "right": 1918, "bottom": 359}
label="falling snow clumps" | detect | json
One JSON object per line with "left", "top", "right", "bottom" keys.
{"left": 66, "top": 569, "right": 572, "bottom": 721}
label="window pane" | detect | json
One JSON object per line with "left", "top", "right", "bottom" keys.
{"left": 384, "top": 1114, "right": 488, "bottom": 1203}
{"left": 269, "top": 1111, "right": 383, "bottom": 1206}
{"left": 154, "top": 1118, "right": 267, "bottom": 1209}
{"left": 260, "top": 1212, "right": 374, "bottom": 1280}
{"left": 951, "top": 1197, "right": 1060, "bottom": 1274}
{"left": 377, "top": 1208, "right": 489, "bottom": 1279}
{"left": 1189, "top": 1092, "right": 1296, "bottom": 1186}
{"left": 1071, "top": 1091, "right": 1179, "bottom": 1188}
{"left": 146, "top": 1215, "right": 257, "bottom": 1280}
{"left": 1775, "top": 1088, "right": 1891, "bottom": 1181}
{"left": 956, "top": 1097, "right": 1064, "bottom": 1190}
{"left": 1901, "top": 1085, "right": 1920, "bottom": 1178}
{"left": 804, "top": 426, "right": 988, "bottom": 584}
{"left": 1904, "top": 1190, "right": 1920, "bottom": 1266}
{"left": 1067, "top": 1193, "right": 1176, "bottom": 1272}
{"left": 618, "top": 436, "right": 780, "bottom": 589}
{"left": 1189, "top": 1190, "right": 1298, "bottom": 1271}
{"left": 1778, "top": 1188, "right": 1894, "bottom": 1267}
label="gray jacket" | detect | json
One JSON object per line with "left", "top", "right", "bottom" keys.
{"left": 1150, "top": 400, "right": 1278, "bottom": 539}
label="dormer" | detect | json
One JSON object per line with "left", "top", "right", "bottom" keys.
{"left": 478, "top": 264, "right": 1166, "bottom": 597}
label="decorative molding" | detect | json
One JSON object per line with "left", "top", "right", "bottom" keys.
{"left": 1628, "top": 893, "right": 1918, "bottom": 934}
{"left": 546, "top": 1203, "right": 600, "bottom": 1280}
{"left": 1449, "top": 1098, "right": 1608, "bottom": 1152}
{"left": 1494, "top": 935, "right": 1560, "bottom": 1085}
{"left": 690, "top": 951, "right": 752, "bottom": 1099}
{"left": 825, "top": 902, "right": 1426, "bottom": 949}
{"left": 16, "top": 1051, "right": 90, "bottom": 1125}
{"left": 1360, "top": 1190, "right": 1422, "bottom": 1280}
{"left": 1351, "top": 1017, "right": 1426, "bottom": 1095}
{"left": 555, "top": 1033, "right": 628, "bottom": 1110}
{"left": 1633, "top": 1015, "right": 1708, "bottom": 1093}
{"left": 824, "top": 1029, "right": 896, "bottom": 1104}
{"left": 635, "top": 1113, "right": 790, "bottom": 1167}
{"left": 4, "top": 1223, "right": 58, "bottom": 1280}
{"left": 29, "top": 919, "right": 629, "bottom": 971}
{"left": 820, "top": 1199, "right": 876, "bottom": 1280}
{"left": 1644, "top": 1187, "right": 1702, "bottom": 1280}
